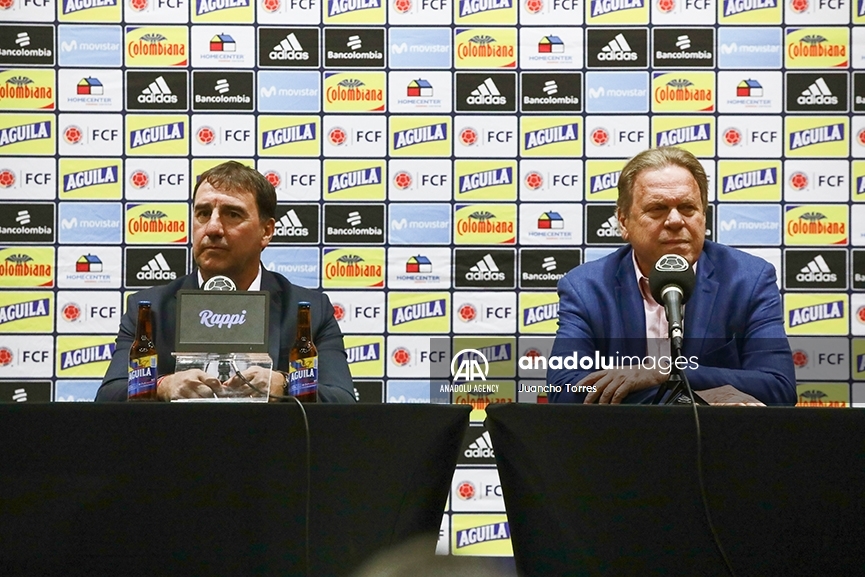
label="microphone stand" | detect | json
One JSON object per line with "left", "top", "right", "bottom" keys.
{"left": 651, "top": 307, "right": 708, "bottom": 406}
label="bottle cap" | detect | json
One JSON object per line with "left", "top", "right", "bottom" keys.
{"left": 139, "top": 300, "right": 151, "bottom": 306}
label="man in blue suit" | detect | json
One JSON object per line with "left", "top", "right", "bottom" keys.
{"left": 548, "top": 147, "right": 796, "bottom": 405}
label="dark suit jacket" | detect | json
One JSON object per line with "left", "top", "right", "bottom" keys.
{"left": 97, "top": 268, "right": 356, "bottom": 403}
{"left": 548, "top": 241, "right": 797, "bottom": 405}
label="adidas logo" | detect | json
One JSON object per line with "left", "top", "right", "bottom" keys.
{"left": 796, "top": 255, "right": 837, "bottom": 283}
{"left": 596, "top": 215, "right": 621, "bottom": 237}
{"left": 464, "top": 431, "right": 495, "bottom": 459}
{"left": 797, "top": 77, "right": 838, "bottom": 106}
{"left": 466, "top": 253, "right": 505, "bottom": 282}
{"left": 598, "top": 33, "right": 637, "bottom": 61}
{"left": 467, "top": 77, "right": 506, "bottom": 106}
{"left": 269, "top": 33, "right": 309, "bottom": 61}
{"left": 137, "top": 252, "right": 177, "bottom": 281}
{"left": 138, "top": 76, "right": 178, "bottom": 104}
{"left": 274, "top": 209, "right": 309, "bottom": 237}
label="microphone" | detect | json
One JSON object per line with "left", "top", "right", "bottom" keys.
{"left": 203, "top": 275, "right": 236, "bottom": 292}
{"left": 648, "top": 254, "right": 696, "bottom": 354}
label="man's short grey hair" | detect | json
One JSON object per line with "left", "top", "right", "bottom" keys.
{"left": 616, "top": 147, "right": 709, "bottom": 215}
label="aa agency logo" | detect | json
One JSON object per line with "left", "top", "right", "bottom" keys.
{"left": 125, "top": 71, "right": 188, "bottom": 111}
{"left": 520, "top": 203, "right": 581, "bottom": 245}
{"left": 454, "top": 204, "right": 516, "bottom": 245}
{"left": 519, "top": 27, "right": 582, "bottom": 69}
{"left": 651, "top": 72, "right": 714, "bottom": 113}
{"left": 784, "top": 249, "right": 846, "bottom": 290}
{"left": 126, "top": 114, "right": 188, "bottom": 156}
{"left": 389, "top": 203, "right": 451, "bottom": 244}
{"left": 59, "top": 0, "right": 120, "bottom": 21}
{"left": 0, "top": 248, "right": 54, "bottom": 288}
{"left": 56, "top": 246, "right": 121, "bottom": 288}
{"left": 717, "top": 160, "right": 781, "bottom": 201}
{"left": 258, "top": 115, "right": 319, "bottom": 157}
{"left": 519, "top": 117, "right": 581, "bottom": 158}
{"left": 455, "top": 73, "right": 516, "bottom": 113}
{"left": 192, "top": 0, "right": 254, "bottom": 22}
{"left": 58, "top": 202, "right": 121, "bottom": 244}
{"left": 520, "top": 248, "right": 580, "bottom": 289}
{"left": 191, "top": 71, "right": 253, "bottom": 112}
{"left": 717, "top": 28, "right": 782, "bottom": 69}
{"left": 651, "top": 0, "right": 714, "bottom": 24}
{"left": 388, "top": 247, "right": 450, "bottom": 288}
{"left": 586, "top": 0, "right": 647, "bottom": 22}
{"left": 387, "top": 292, "right": 450, "bottom": 333}
{"left": 785, "top": 0, "right": 849, "bottom": 25}
{"left": 652, "top": 116, "right": 714, "bottom": 156}
{"left": 323, "top": 204, "right": 385, "bottom": 244}
{"left": 388, "top": 28, "right": 451, "bottom": 69}
{"left": 56, "top": 335, "right": 116, "bottom": 378}
{"left": 455, "top": 160, "right": 517, "bottom": 200}
{"left": 519, "top": 292, "right": 559, "bottom": 333}
{"left": 388, "top": 71, "right": 451, "bottom": 113}
{"left": 324, "top": 72, "right": 385, "bottom": 113}
{"left": 58, "top": 69, "right": 121, "bottom": 112}
{"left": 258, "top": 71, "right": 320, "bottom": 113}
{"left": 0, "top": 25, "right": 54, "bottom": 67}
{"left": 785, "top": 116, "right": 848, "bottom": 157}
{"left": 785, "top": 27, "right": 848, "bottom": 68}
{"left": 784, "top": 204, "right": 847, "bottom": 245}
{"left": 652, "top": 27, "right": 714, "bottom": 68}
{"left": 258, "top": 28, "right": 319, "bottom": 68}
{"left": 323, "top": 159, "right": 386, "bottom": 200}
{"left": 586, "top": 28, "right": 647, "bottom": 68}
{"left": 0, "top": 115, "right": 54, "bottom": 155}
{"left": 387, "top": 159, "right": 452, "bottom": 201}
{"left": 0, "top": 203, "right": 54, "bottom": 244}
{"left": 454, "top": 0, "right": 517, "bottom": 24}
{"left": 125, "top": 247, "right": 187, "bottom": 287}
{"left": 584, "top": 117, "right": 649, "bottom": 158}
{"left": 520, "top": 72, "right": 581, "bottom": 113}
{"left": 271, "top": 203, "right": 318, "bottom": 244}
{"left": 585, "top": 159, "right": 625, "bottom": 201}
{"left": 343, "top": 336, "right": 384, "bottom": 378}
{"left": 59, "top": 158, "right": 122, "bottom": 200}
{"left": 717, "top": 71, "right": 780, "bottom": 113}
{"left": 322, "top": 247, "right": 384, "bottom": 288}
{"left": 0, "top": 70, "right": 55, "bottom": 111}
{"left": 125, "top": 26, "right": 188, "bottom": 67}
{"left": 0, "top": 158, "right": 56, "bottom": 200}
{"left": 389, "top": 116, "right": 451, "bottom": 157}
{"left": 323, "top": 28, "right": 385, "bottom": 68}
{"left": 125, "top": 202, "right": 188, "bottom": 244}
{"left": 784, "top": 293, "right": 848, "bottom": 335}
{"left": 718, "top": 0, "right": 780, "bottom": 23}
{"left": 325, "top": 0, "right": 385, "bottom": 23}
{"left": 388, "top": 0, "right": 451, "bottom": 25}
{"left": 0, "top": 292, "right": 53, "bottom": 333}
{"left": 125, "top": 0, "right": 188, "bottom": 24}
{"left": 454, "top": 248, "right": 515, "bottom": 288}
{"left": 785, "top": 72, "right": 847, "bottom": 113}
{"left": 454, "top": 28, "right": 517, "bottom": 69}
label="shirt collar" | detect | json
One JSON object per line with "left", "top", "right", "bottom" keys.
{"left": 198, "top": 264, "right": 262, "bottom": 291}
{"left": 631, "top": 250, "right": 696, "bottom": 305}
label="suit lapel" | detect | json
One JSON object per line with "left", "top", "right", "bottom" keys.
{"left": 614, "top": 250, "right": 647, "bottom": 353}
{"left": 261, "top": 269, "right": 284, "bottom": 364}
{"left": 683, "top": 249, "right": 718, "bottom": 355}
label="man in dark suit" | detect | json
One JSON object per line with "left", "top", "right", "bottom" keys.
{"left": 97, "top": 161, "right": 355, "bottom": 403}
{"left": 548, "top": 147, "right": 796, "bottom": 405}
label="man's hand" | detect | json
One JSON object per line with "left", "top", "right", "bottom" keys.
{"left": 696, "top": 385, "right": 765, "bottom": 406}
{"left": 582, "top": 368, "right": 668, "bottom": 404}
{"left": 221, "top": 365, "right": 279, "bottom": 400}
{"left": 157, "top": 369, "right": 223, "bottom": 401}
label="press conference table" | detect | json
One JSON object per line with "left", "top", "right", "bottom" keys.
{"left": 0, "top": 404, "right": 470, "bottom": 577}
{"left": 485, "top": 404, "right": 865, "bottom": 577}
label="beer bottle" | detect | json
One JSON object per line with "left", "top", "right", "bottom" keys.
{"left": 288, "top": 301, "right": 318, "bottom": 403}
{"left": 128, "top": 301, "right": 158, "bottom": 401}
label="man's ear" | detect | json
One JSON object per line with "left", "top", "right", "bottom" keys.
{"left": 616, "top": 207, "right": 629, "bottom": 242}
{"left": 261, "top": 218, "right": 275, "bottom": 248}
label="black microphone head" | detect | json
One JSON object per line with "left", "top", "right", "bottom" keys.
{"left": 648, "top": 254, "right": 696, "bottom": 304}
{"left": 203, "top": 275, "right": 236, "bottom": 291}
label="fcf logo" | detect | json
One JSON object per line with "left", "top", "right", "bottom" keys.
{"left": 452, "top": 348, "right": 489, "bottom": 380}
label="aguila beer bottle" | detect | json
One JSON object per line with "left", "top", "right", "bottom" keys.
{"left": 128, "top": 301, "right": 158, "bottom": 401}
{"left": 288, "top": 302, "right": 318, "bottom": 403}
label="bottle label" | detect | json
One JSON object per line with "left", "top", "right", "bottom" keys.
{"left": 128, "top": 355, "right": 158, "bottom": 398}
{"left": 288, "top": 356, "right": 318, "bottom": 397}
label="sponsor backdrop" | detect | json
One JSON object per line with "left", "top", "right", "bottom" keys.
{"left": 1, "top": 0, "right": 864, "bottom": 557}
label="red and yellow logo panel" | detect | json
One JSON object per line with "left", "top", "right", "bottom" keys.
{"left": 454, "top": 203, "right": 516, "bottom": 245}
{"left": 796, "top": 383, "right": 849, "bottom": 407}
{"left": 785, "top": 27, "right": 848, "bottom": 69}
{"left": 343, "top": 335, "right": 385, "bottom": 378}
{"left": 0, "top": 248, "right": 54, "bottom": 288}
{"left": 322, "top": 247, "right": 385, "bottom": 289}
{"left": 784, "top": 204, "right": 847, "bottom": 245}
{"left": 125, "top": 202, "right": 188, "bottom": 244}
{"left": 125, "top": 26, "right": 189, "bottom": 68}
{"left": 0, "top": 70, "right": 55, "bottom": 111}
{"left": 651, "top": 72, "right": 714, "bottom": 114}
{"left": 454, "top": 28, "right": 517, "bottom": 69}
{"left": 323, "top": 72, "right": 386, "bottom": 113}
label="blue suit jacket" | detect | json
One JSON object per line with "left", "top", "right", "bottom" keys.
{"left": 547, "top": 241, "right": 796, "bottom": 405}
{"left": 96, "top": 268, "right": 356, "bottom": 403}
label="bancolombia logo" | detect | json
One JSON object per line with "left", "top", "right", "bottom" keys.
{"left": 0, "top": 204, "right": 54, "bottom": 243}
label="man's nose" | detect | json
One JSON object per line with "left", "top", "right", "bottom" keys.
{"left": 203, "top": 211, "right": 224, "bottom": 236}
{"left": 665, "top": 208, "right": 684, "bottom": 227}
